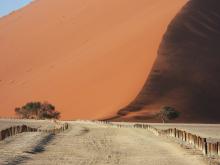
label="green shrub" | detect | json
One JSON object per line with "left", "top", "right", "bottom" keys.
{"left": 159, "top": 106, "right": 180, "bottom": 123}
{"left": 15, "top": 101, "right": 60, "bottom": 119}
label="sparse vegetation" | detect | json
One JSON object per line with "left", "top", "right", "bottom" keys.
{"left": 159, "top": 106, "right": 180, "bottom": 123}
{"left": 15, "top": 102, "right": 60, "bottom": 119}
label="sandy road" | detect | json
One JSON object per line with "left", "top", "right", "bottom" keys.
{"left": 0, "top": 121, "right": 207, "bottom": 165}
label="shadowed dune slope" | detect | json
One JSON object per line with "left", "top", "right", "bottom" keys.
{"left": 0, "top": 0, "right": 187, "bottom": 119}
{"left": 115, "top": 0, "right": 220, "bottom": 123}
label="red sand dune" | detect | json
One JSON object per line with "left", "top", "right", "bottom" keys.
{"left": 115, "top": 0, "right": 220, "bottom": 123}
{"left": 0, "top": 0, "right": 187, "bottom": 120}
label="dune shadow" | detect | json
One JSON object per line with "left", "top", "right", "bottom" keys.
{"left": 113, "top": 0, "right": 220, "bottom": 123}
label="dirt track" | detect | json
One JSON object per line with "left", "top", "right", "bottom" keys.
{"left": 0, "top": 121, "right": 208, "bottom": 165}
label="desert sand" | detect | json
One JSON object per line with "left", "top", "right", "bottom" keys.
{"left": 0, "top": 120, "right": 209, "bottom": 165}
{"left": 117, "top": 0, "right": 220, "bottom": 123}
{"left": 0, "top": 0, "right": 187, "bottom": 120}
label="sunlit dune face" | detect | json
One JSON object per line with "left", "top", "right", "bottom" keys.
{"left": 0, "top": 0, "right": 187, "bottom": 120}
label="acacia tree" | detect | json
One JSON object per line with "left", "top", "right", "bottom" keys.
{"left": 15, "top": 102, "right": 60, "bottom": 119}
{"left": 159, "top": 106, "right": 180, "bottom": 123}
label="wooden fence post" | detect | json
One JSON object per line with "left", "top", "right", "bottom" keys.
{"left": 217, "top": 142, "right": 220, "bottom": 157}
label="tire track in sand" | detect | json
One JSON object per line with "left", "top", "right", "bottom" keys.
{"left": 21, "top": 122, "right": 207, "bottom": 165}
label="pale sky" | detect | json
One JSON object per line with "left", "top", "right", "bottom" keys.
{"left": 0, "top": 0, "right": 32, "bottom": 17}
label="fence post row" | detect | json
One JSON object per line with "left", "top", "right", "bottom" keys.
{"left": 0, "top": 125, "right": 37, "bottom": 141}
{"left": 142, "top": 125, "right": 219, "bottom": 157}
{"left": 38, "top": 123, "right": 69, "bottom": 134}
{"left": 0, "top": 123, "right": 69, "bottom": 141}
{"left": 93, "top": 121, "right": 220, "bottom": 158}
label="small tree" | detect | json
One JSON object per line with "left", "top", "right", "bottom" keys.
{"left": 159, "top": 106, "right": 180, "bottom": 123}
{"left": 15, "top": 101, "right": 60, "bottom": 119}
